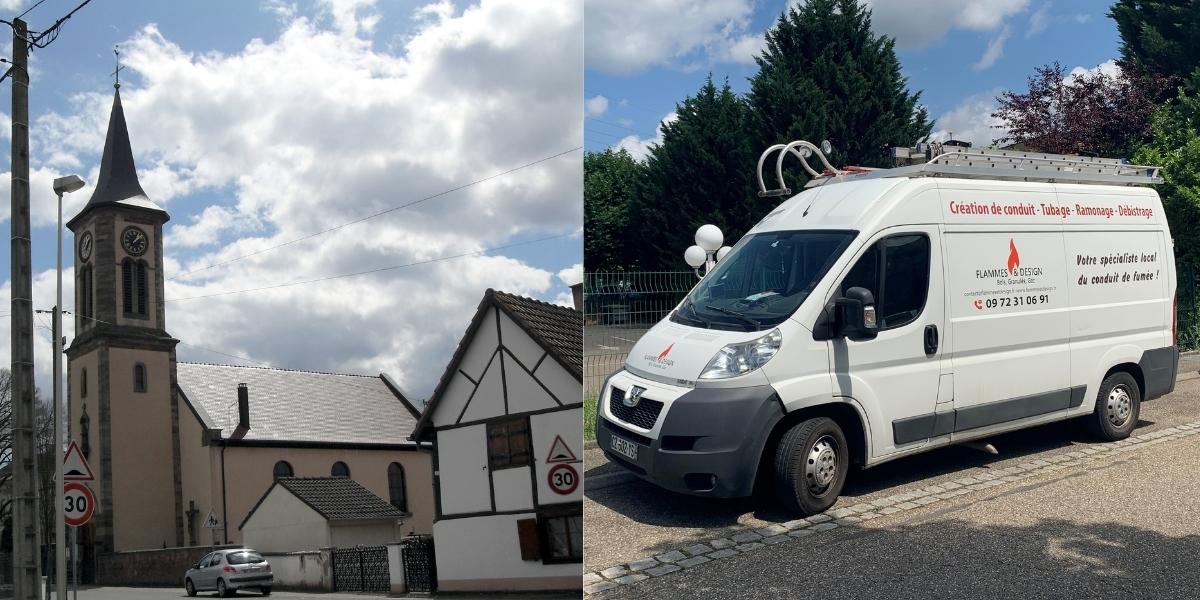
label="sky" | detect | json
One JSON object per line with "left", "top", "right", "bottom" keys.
{"left": 584, "top": 0, "right": 1123, "bottom": 158}
{"left": 0, "top": 0, "right": 583, "bottom": 401}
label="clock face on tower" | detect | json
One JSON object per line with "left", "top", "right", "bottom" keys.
{"left": 78, "top": 231, "right": 93, "bottom": 262}
{"left": 122, "top": 226, "right": 149, "bottom": 257}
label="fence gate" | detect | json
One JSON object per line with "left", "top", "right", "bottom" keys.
{"left": 332, "top": 545, "right": 389, "bottom": 592}
{"left": 400, "top": 535, "right": 437, "bottom": 593}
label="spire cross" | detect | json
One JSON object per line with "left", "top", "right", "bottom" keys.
{"left": 111, "top": 45, "right": 125, "bottom": 88}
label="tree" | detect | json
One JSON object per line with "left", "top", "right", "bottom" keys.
{"left": 583, "top": 148, "right": 641, "bottom": 271}
{"left": 1110, "top": 0, "right": 1200, "bottom": 87}
{"left": 748, "top": 0, "right": 930, "bottom": 188}
{"left": 1132, "top": 76, "right": 1200, "bottom": 270}
{"left": 993, "top": 62, "right": 1158, "bottom": 157}
{"left": 628, "top": 76, "right": 762, "bottom": 270}
{"left": 0, "top": 369, "right": 55, "bottom": 551}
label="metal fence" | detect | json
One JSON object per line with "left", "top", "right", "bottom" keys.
{"left": 584, "top": 271, "right": 696, "bottom": 397}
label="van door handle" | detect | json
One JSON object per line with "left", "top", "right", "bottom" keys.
{"left": 924, "top": 324, "right": 939, "bottom": 355}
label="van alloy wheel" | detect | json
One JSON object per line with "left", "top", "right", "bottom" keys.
{"left": 1107, "top": 385, "right": 1133, "bottom": 427}
{"left": 806, "top": 435, "right": 838, "bottom": 494}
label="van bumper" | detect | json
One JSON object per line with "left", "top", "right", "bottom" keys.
{"left": 596, "top": 375, "right": 784, "bottom": 498}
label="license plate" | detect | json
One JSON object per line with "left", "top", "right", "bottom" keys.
{"left": 609, "top": 434, "right": 639, "bottom": 462}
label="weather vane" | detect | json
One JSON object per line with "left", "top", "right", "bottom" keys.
{"left": 111, "top": 44, "right": 125, "bottom": 89}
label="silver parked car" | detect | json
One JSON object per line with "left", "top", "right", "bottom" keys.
{"left": 185, "top": 548, "right": 273, "bottom": 597}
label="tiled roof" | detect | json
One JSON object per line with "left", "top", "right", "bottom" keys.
{"left": 177, "top": 362, "right": 420, "bottom": 446}
{"left": 492, "top": 290, "right": 582, "bottom": 377}
{"left": 242, "top": 477, "right": 405, "bottom": 529}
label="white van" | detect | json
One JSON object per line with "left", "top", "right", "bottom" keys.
{"left": 595, "top": 142, "right": 1179, "bottom": 515}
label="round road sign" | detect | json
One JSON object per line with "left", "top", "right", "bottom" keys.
{"left": 64, "top": 482, "right": 95, "bottom": 527}
{"left": 547, "top": 463, "right": 579, "bottom": 495}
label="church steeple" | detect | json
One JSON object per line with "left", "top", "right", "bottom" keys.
{"left": 84, "top": 87, "right": 148, "bottom": 209}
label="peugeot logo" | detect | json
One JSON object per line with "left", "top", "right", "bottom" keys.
{"left": 624, "top": 386, "right": 646, "bottom": 408}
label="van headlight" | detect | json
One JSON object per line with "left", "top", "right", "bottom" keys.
{"left": 699, "top": 329, "right": 782, "bottom": 379}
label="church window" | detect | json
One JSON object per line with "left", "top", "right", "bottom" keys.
{"left": 273, "top": 461, "right": 294, "bottom": 479}
{"left": 331, "top": 461, "right": 350, "bottom": 477}
{"left": 80, "top": 368, "right": 88, "bottom": 398}
{"left": 388, "top": 463, "right": 407, "bottom": 512}
{"left": 121, "top": 259, "right": 149, "bottom": 317}
{"left": 487, "top": 417, "right": 531, "bottom": 470}
{"left": 78, "top": 266, "right": 94, "bottom": 322}
{"left": 133, "top": 363, "right": 147, "bottom": 393}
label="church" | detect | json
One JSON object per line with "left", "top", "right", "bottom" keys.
{"left": 65, "top": 82, "right": 434, "bottom": 556}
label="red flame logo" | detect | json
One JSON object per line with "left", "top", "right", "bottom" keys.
{"left": 1007, "top": 239, "right": 1020, "bottom": 273}
{"left": 658, "top": 344, "right": 674, "bottom": 360}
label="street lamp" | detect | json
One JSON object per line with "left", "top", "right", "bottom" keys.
{"left": 684, "top": 224, "right": 732, "bottom": 278}
{"left": 52, "top": 174, "right": 84, "bottom": 600}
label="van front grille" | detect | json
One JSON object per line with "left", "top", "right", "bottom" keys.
{"left": 608, "top": 387, "right": 664, "bottom": 430}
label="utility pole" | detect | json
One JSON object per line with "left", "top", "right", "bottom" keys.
{"left": 9, "top": 17, "right": 43, "bottom": 600}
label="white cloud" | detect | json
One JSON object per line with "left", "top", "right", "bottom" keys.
{"left": 1027, "top": 2, "right": 1050, "bottom": 37}
{"left": 973, "top": 25, "right": 1010, "bottom": 71}
{"left": 1069, "top": 59, "right": 1120, "bottom": 80}
{"left": 614, "top": 112, "right": 676, "bottom": 161}
{"left": 586, "top": 95, "right": 609, "bottom": 118}
{"left": 585, "top": 0, "right": 757, "bottom": 73}
{"left": 929, "top": 89, "right": 1007, "bottom": 148}
{"left": 557, "top": 262, "right": 582, "bottom": 287}
{"left": 864, "top": 0, "right": 1028, "bottom": 48}
{"left": 3, "top": 0, "right": 583, "bottom": 398}
{"left": 0, "top": 0, "right": 22, "bottom": 11}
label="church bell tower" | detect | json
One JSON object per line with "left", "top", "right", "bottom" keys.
{"left": 66, "top": 80, "right": 184, "bottom": 551}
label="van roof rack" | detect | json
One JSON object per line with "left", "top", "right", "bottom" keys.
{"left": 756, "top": 140, "right": 1163, "bottom": 195}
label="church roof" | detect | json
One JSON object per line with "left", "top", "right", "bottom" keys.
{"left": 239, "top": 477, "right": 406, "bottom": 530}
{"left": 176, "top": 362, "right": 422, "bottom": 447}
{"left": 68, "top": 87, "right": 164, "bottom": 227}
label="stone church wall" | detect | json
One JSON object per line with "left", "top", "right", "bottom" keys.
{"left": 97, "top": 544, "right": 239, "bottom": 586}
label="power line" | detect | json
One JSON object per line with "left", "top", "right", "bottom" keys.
{"left": 15, "top": 0, "right": 49, "bottom": 20}
{"left": 166, "top": 232, "right": 575, "bottom": 302}
{"left": 168, "top": 146, "right": 582, "bottom": 280}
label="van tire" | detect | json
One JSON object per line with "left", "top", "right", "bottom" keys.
{"left": 1088, "top": 371, "right": 1140, "bottom": 441}
{"left": 774, "top": 417, "right": 849, "bottom": 515}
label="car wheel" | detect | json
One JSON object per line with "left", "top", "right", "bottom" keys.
{"left": 774, "top": 417, "right": 849, "bottom": 516}
{"left": 185, "top": 578, "right": 197, "bottom": 597}
{"left": 217, "top": 578, "right": 232, "bottom": 598}
{"left": 261, "top": 586, "right": 272, "bottom": 596}
{"left": 1087, "top": 371, "right": 1140, "bottom": 441}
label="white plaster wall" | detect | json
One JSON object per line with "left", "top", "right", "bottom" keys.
{"left": 241, "top": 486, "right": 331, "bottom": 552}
{"left": 492, "top": 466, "right": 533, "bottom": 512}
{"left": 461, "top": 358, "right": 505, "bottom": 422}
{"left": 330, "top": 522, "right": 402, "bottom": 548}
{"left": 536, "top": 358, "right": 581, "bottom": 407}
{"left": 437, "top": 425, "right": 491, "bottom": 515}
{"left": 531, "top": 408, "right": 583, "bottom": 505}
{"left": 459, "top": 308, "right": 498, "bottom": 380}
{"left": 434, "top": 373, "right": 474, "bottom": 428}
{"left": 433, "top": 513, "right": 580, "bottom": 588}
{"left": 260, "top": 551, "right": 330, "bottom": 590}
{"left": 504, "top": 355, "right": 558, "bottom": 414}
{"left": 499, "top": 311, "right": 545, "bottom": 368}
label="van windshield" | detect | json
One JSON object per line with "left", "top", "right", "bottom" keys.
{"left": 674, "top": 230, "right": 856, "bottom": 331}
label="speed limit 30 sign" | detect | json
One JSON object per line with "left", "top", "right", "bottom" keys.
{"left": 63, "top": 482, "right": 95, "bottom": 527}
{"left": 546, "top": 463, "right": 578, "bottom": 495}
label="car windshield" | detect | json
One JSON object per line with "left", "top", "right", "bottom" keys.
{"left": 674, "top": 230, "right": 856, "bottom": 331}
{"left": 226, "top": 551, "right": 264, "bottom": 565}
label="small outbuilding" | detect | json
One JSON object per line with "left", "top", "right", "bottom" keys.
{"left": 240, "top": 477, "right": 408, "bottom": 553}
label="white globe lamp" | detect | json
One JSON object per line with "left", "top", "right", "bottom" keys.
{"left": 684, "top": 245, "right": 707, "bottom": 269}
{"left": 715, "top": 246, "right": 732, "bottom": 262}
{"left": 695, "top": 224, "right": 723, "bottom": 252}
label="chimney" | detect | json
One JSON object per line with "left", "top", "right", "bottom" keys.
{"left": 237, "top": 383, "right": 250, "bottom": 431}
{"left": 571, "top": 282, "right": 583, "bottom": 312}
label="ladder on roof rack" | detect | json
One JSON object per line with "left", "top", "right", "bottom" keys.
{"left": 756, "top": 140, "right": 1164, "bottom": 196}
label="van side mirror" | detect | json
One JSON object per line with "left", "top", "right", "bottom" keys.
{"left": 836, "top": 287, "right": 878, "bottom": 341}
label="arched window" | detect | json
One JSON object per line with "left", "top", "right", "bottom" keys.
{"left": 133, "top": 363, "right": 147, "bottom": 393}
{"left": 331, "top": 461, "right": 350, "bottom": 477}
{"left": 273, "top": 461, "right": 293, "bottom": 479}
{"left": 121, "top": 259, "right": 149, "bottom": 317}
{"left": 80, "top": 368, "right": 88, "bottom": 398}
{"left": 388, "top": 462, "right": 407, "bottom": 512}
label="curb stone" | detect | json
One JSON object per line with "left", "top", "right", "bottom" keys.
{"left": 584, "top": 418, "right": 1200, "bottom": 596}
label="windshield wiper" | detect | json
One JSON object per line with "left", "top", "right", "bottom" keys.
{"left": 704, "top": 304, "right": 761, "bottom": 329}
{"left": 680, "top": 301, "right": 710, "bottom": 328}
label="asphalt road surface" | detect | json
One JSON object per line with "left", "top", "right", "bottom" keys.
{"left": 586, "top": 372, "right": 1200, "bottom": 599}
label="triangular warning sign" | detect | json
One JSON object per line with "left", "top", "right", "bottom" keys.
{"left": 202, "top": 511, "right": 222, "bottom": 529}
{"left": 545, "top": 435, "right": 577, "bottom": 464}
{"left": 63, "top": 441, "right": 95, "bottom": 481}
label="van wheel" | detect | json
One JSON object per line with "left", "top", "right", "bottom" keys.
{"left": 185, "top": 578, "right": 197, "bottom": 597}
{"left": 774, "top": 417, "right": 849, "bottom": 515}
{"left": 1088, "top": 372, "right": 1140, "bottom": 441}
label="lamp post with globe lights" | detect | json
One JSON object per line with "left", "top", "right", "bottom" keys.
{"left": 684, "top": 224, "right": 733, "bottom": 278}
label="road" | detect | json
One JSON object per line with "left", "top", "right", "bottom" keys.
{"left": 585, "top": 368, "right": 1200, "bottom": 598}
